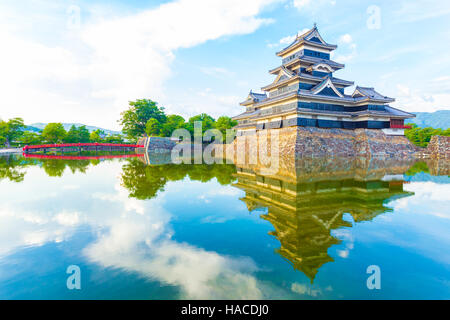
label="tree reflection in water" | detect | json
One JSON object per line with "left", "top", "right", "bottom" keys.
{"left": 120, "top": 158, "right": 236, "bottom": 200}
{"left": 0, "top": 153, "right": 138, "bottom": 180}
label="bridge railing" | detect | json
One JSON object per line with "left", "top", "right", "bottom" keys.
{"left": 23, "top": 142, "right": 145, "bottom": 152}
{"left": 22, "top": 153, "right": 144, "bottom": 160}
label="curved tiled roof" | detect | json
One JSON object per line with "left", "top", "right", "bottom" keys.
{"left": 352, "top": 86, "right": 394, "bottom": 102}
{"left": 276, "top": 25, "right": 337, "bottom": 56}
{"left": 249, "top": 91, "right": 267, "bottom": 101}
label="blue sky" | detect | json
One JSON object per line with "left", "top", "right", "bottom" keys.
{"left": 0, "top": 0, "right": 449, "bottom": 130}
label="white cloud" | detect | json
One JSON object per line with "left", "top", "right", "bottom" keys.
{"left": 391, "top": 182, "right": 450, "bottom": 220}
{"left": 291, "top": 282, "right": 332, "bottom": 297}
{"left": 93, "top": 183, "right": 146, "bottom": 215}
{"left": 394, "top": 84, "right": 450, "bottom": 113}
{"left": 334, "top": 33, "right": 357, "bottom": 63}
{"left": 292, "top": 0, "right": 311, "bottom": 10}
{"left": 200, "top": 67, "right": 234, "bottom": 78}
{"left": 268, "top": 35, "right": 294, "bottom": 48}
{"left": 393, "top": 0, "right": 450, "bottom": 23}
{"left": 338, "top": 34, "right": 352, "bottom": 44}
{"left": 53, "top": 211, "right": 81, "bottom": 226}
{"left": 167, "top": 88, "right": 241, "bottom": 119}
{"left": 292, "top": 0, "right": 335, "bottom": 11}
{"left": 431, "top": 76, "right": 450, "bottom": 82}
{"left": 267, "top": 28, "right": 309, "bottom": 48}
{"left": 337, "top": 249, "right": 349, "bottom": 258}
{"left": 372, "top": 46, "right": 421, "bottom": 63}
{"left": 0, "top": 0, "right": 277, "bottom": 130}
{"left": 396, "top": 84, "right": 411, "bottom": 97}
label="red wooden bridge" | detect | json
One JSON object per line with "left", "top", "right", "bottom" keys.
{"left": 23, "top": 153, "right": 143, "bottom": 160}
{"left": 23, "top": 143, "right": 144, "bottom": 154}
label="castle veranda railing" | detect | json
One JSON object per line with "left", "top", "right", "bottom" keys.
{"left": 258, "top": 103, "right": 298, "bottom": 116}
{"left": 240, "top": 103, "right": 346, "bottom": 126}
{"left": 269, "top": 84, "right": 298, "bottom": 98}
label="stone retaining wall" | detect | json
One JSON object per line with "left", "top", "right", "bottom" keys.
{"left": 426, "top": 135, "right": 450, "bottom": 159}
{"left": 136, "top": 137, "right": 176, "bottom": 154}
{"left": 229, "top": 127, "right": 421, "bottom": 162}
{"left": 296, "top": 127, "right": 355, "bottom": 157}
{"left": 295, "top": 127, "right": 419, "bottom": 158}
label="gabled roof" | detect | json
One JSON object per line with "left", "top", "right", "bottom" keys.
{"left": 273, "top": 66, "right": 295, "bottom": 82}
{"left": 281, "top": 66, "right": 295, "bottom": 77}
{"left": 262, "top": 67, "right": 296, "bottom": 90}
{"left": 384, "top": 105, "right": 415, "bottom": 118}
{"left": 310, "top": 77, "right": 344, "bottom": 98}
{"left": 352, "top": 86, "right": 395, "bottom": 102}
{"left": 232, "top": 109, "right": 259, "bottom": 120}
{"left": 249, "top": 90, "right": 267, "bottom": 101}
{"left": 279, "top": 55, "right": 345, "bottom": 71}
{"left": 276, "top": 25, "right": 337, "bottom": 57}
{"left": 239, "top": 90, "right": 267, "bottom": 106}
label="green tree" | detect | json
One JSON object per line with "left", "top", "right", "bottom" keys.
{"left": 214, "top": 116, "right": 237, "bottom": 142}
{"left": 0, "top": 121, "right": 7, "bottom": 147}
{"left": 186, "top": 113, "right": 215, "bottom": 136}
{"left": 119, "top": 99, "right": 167, "bottom": 141}
{"left": 405, "top": 123, "right": 450, "bottom": 147}
{"left": 104, "top": 134, "right": 125, "bottom": 143}
{"left": 145, "top": 118, "right": 162, "bottom": 136}
{"left": 77, "top": 126, "right": 91, "bottom": 143}
{"left": 90, "top": 129, "right": 105, "bottom": 142}
{"left": 160, "top": 114, "right": 186, "bottom": 137}
{"left": 19, "top": 131, "right": 42, "bottom": 145}
{"left": 42, "top": 123, "right": 67, "bottom": 143}
{"left": 0, "top": 118, "right": 26, "bottom": 147}
{"left": 64, "top": 125, "right": 80, "bottom": 143}
{"left": 64, "top": 125, "right": 91, "bottom": 143}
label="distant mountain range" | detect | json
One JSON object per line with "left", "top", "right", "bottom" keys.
{"left": 27, "top": 123, "right": 121, "bottom": 135}
{"left": 407, "top": 110, "right": 450, "bottom": 129}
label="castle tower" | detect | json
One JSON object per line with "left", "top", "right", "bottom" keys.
{"left": 233, "top": 25, "right": 414, "bottom": 136}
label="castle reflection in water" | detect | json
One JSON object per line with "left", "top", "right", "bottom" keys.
{"left": 233, "top": 158, "right": 417, "bottom": 282}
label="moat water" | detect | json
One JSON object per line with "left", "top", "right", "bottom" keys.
{"left": 0, "top": 153, "right": 449, "bottom": 299}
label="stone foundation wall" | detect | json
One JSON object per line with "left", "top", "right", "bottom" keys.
{"left": 227, "top": 127, "right": 422, "bottom": 166}
{"left": 426, "top": 135, "right": 450, "bottom": 159}
{"left": 136, "top": 137, "right": 176, "bottom": 154}
{"left": 295, "top": 127, "right": 419, "bottom": 158}
{"left": 296, "top": 127, "right": 356, "bottom": 157}
{"left": 353, "top": 129, "right": 419, "bottom": 158}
